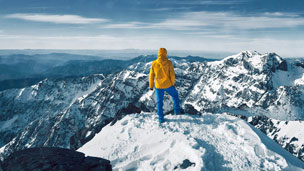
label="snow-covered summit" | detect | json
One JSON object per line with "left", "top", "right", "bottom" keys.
{"left": 222, "top": 51, "right": 287, "bottom": 73}
{"left": 78, "top": 112, "right": 304, "bottom": 170}
{"left": 185, "top": 51, "right": 304, "bottom": 120}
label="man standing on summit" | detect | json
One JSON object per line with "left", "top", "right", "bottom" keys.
{"left": 149, "top": 48, "right": 181, "bottom": 123}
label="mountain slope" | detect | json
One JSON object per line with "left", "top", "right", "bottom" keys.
{"left": 43, "top": 59, "right": 129, "bottom": 77}
{"left": 183, "top": 51, "right": 304, "bottom": 120}
{"left": 249, "top": 116, "right": 304, "bottom": 161}
{"left": 0, "top": 53, "right": 104, "bottom": 90}
{"left": 78, "top": 113, "right": 304, "bottom": 170}
{"left": 1, "top": 51, "right": 304, "bottom": 163}
{"left": 0, "top": 55, "right": 210, "bottom": 159}
{"left": 0, "top": 75, "right": 105, "bottom": 148}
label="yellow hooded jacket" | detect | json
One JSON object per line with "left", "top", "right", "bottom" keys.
{"left": 149, "top": 48, "right": 175, "bottom": 89}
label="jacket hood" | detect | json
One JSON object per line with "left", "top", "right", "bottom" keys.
{"left": 157, "top": 48, "right": 168, "bottom": 65}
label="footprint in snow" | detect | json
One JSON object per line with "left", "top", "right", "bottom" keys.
{"left": 121, "top": 119, "right": 128, "bottom": 126}
{"left": 170, "top": 140, "right": 176, "bottom": 148}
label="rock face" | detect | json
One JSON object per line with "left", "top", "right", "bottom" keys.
{"left": 1, "top": 147, "right": 111, "bottom": 171}
{"left": 1, "top": 51, "right": 304, "bottom": 162}
{"left": 249, "top": 116, "right": 304, "bottom": 162}
{"left": 0, "top": 160, "right": 3, "bottom": 171}
{"left": 184, "top": 51, "right": 304, "bottom": 120}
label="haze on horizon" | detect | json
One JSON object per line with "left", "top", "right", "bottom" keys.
{"left": 0, "top": 0, "right": 303, "bottom": 57}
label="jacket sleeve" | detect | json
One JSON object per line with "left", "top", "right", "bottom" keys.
{"left": 169, "top": 61, "right": 175, "bottom": 86}
{"left": 149, "top": 62, "right": 155, "bottom": 89}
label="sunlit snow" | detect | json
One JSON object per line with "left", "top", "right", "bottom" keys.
{"left": 79, "top": 113, "right": 304, "bottom": 170}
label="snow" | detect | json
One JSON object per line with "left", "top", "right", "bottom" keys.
{"left": 272, "top": 62, "right": 304, "bottom": 88}
{"left": 0, "top": 146, "right": 4, "bottom": 154}
{"left": 78, "top": 113, "right": 304, "bottom": 171}
{"left": 269, "top": 119, "right": 304, "bottom": 148}
{"left": 70, "top": 80, "right": 103, "bottom": 106}
{"left": 0, "top": 115, "right": 18, "bottom": 130}
{"left": 139, "top": 90, "right": 154, "bottom": 102}
{"left": 17, "top": 88, "right": 25, "bottom": 98}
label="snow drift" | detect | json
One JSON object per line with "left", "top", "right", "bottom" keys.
{"left": 78, "top": 113, "right": 304, "bottom": 170}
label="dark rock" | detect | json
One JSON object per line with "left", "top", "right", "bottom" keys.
{"left": 0, "top": 159, "right": 3, "bottom": 171}
{"left": 163, "top": 104, "right": 200, "bottom": 116}
{"left": 110, "top": 102, "right": 145, "bottom": 126}
{"left": 174, "top": 159, "right": 196, "bottom": 169}
{"left": 224, "top": 57, "right": 238, "bottom": 66}
{"left": 183, "top": 104, "right": 200, "bottom": 115}
{"left": 1, "top": 147, "right": 111, "bottom": 171}
{"left": 164, "top": 109, "right": 175, "bottom": 115}
{"left": 295, "top": 62, "right": 304, "bottom": 69}
{"left": 277, "top": 59, "right": 287, "bottom": 71}
{"left": 298, "top": 145, "right": 304, "bottom": 162}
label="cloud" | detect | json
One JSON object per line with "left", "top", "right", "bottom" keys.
{"left": 158, "top": 11, "right": 304, "bottom": 30}
{"left": 263, "top": 12, "right": 300, "bottom": 17}
{"left": 146, "top": 7, "right": 192, "bottom": 12}
{"left": 103, "top": 22, "right": 149, "bottom": 29}
{"left": 102, "top": 11, "right": 304, "bottom": 31}
{"left": 5, "top": 13, "right": 109, "bottom": 24}
{"left": 0, "top": 33, "right": 303, "bottom": 57}
{"left": 174, "top": 0, "right": 247, "bottom": 5}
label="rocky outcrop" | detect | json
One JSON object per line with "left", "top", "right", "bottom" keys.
{"left": 184, "top": 51, "right": 304, "bottom": 120}
{"left": 110, "top": 102, "right": 149, "bottom": 126}
{"left": 1, "top": 147, "right": 111, "bottom": 171}
{"left": 249, "top": 116, "right": 304, "bottom": 162}
{"left": 0, "top": 160, "right": 3, "bottom": 171}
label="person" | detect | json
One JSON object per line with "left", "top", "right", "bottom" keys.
{"left": 149, "top": 48, "right": 181, "bottom": 123}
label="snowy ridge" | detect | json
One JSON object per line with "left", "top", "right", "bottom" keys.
{"left": 249, "top": 116, "right": 304, "bottom": 161}
{"left": 0, "top": 74, "right": 105, "bottom": 148}
{"left": 185, "top": 51, "right": 304, "bottom": 120}
{"left": 0, "top": 66, "right": 150, "bottom": 158}
{"left": 78, "top": 113, "right": 304, "bottom": 170}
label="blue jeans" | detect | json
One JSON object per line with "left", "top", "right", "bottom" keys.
{"left": 156, "top": 86, "right": 180, "bottom": 121}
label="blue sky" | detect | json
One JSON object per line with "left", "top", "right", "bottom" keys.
{"left": 0, "top": 0, "right": 303, "bottom": 57}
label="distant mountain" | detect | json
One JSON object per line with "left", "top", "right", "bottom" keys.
{"left": 0, "top": 53, "right": 104, "bottom": 90}
{"left": 0, "top": 53, "right": 104, "bottom": 78}
{"left": 0, "top": 54, "right": 210, "bottom": 91}
{"left": 0, "top": 78, "right": 44, "bottom": 91}
{"left": 0, "top": 64, "right": 26, "bottom": 81}
{"left": 0, "top": 53, "right": 103, "bottom": 66}
{"left": 0, "top": 58, "right": 50, "bottom": 81}
{"left": 43, "top": 59, "right": 130, "bottom": 77}
{"left": 0, "top": 51, "right": 303, "bottom": 166}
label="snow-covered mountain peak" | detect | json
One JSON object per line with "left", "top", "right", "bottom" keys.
{"left": 185, "top": 51, "right": 304, "bottom": 121}
{"left": 221, "top": 51, "right": 287, "bottom": 74}
{"left": 78, "top": 112, "right": 304, "bottom": 170}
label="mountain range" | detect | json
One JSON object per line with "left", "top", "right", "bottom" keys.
{"left": 0, "top": 51, "right": 304, "bottom": 169}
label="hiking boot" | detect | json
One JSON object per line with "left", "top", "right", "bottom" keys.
{"left": 174, "top": 108, "right": 185, "bottom": 115}
{"left": 159, "top": 118, "right": 165, "bottom": 123}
